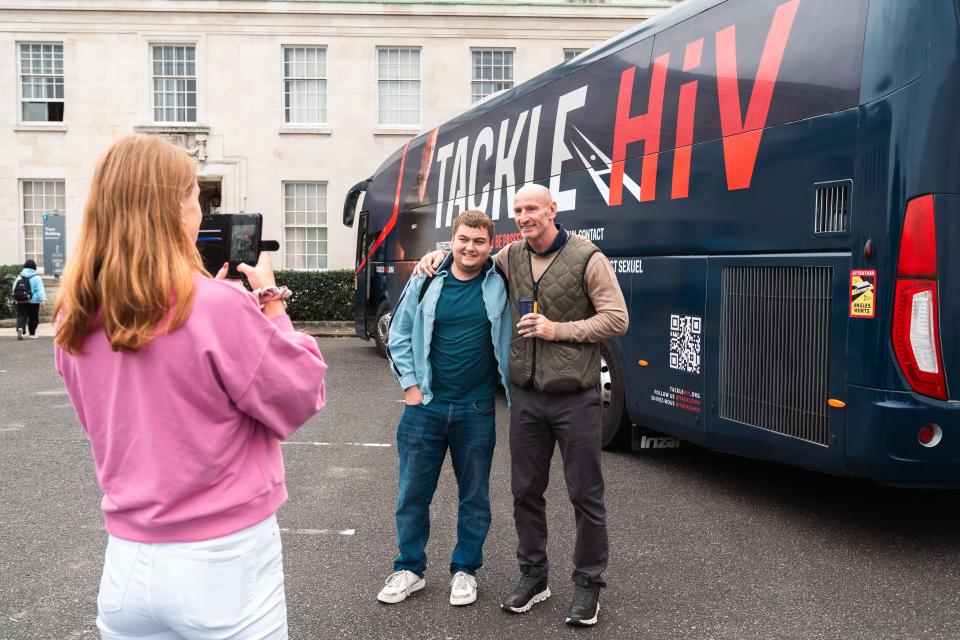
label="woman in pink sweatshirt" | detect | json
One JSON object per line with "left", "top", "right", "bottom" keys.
{"left": 54, "top": 135, "right": 327, "bottom": 639}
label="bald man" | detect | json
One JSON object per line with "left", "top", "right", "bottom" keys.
{"left": 417, "top": 184, "right": 628, "bottom": 626}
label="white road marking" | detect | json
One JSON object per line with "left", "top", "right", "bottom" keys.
{"left": 0, "top": 424, "right": 24, "bottom": 433}
{"left": 281, "top": 441, "right": 391, "bottom": 447}
{"left": 280, "top": 528, "right": 355, "bottom": 536}
{"left": 34, "top": 390, "right": 68, "bottom": 396}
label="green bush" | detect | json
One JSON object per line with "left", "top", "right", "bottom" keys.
{"left": 0, "top": 265, "right": 354, "bottom": 322}
{"left": 273, "top": 269, "right": 354, "bottom": 321}
{"left": 0, "top": 265, "right": 24, "bottom": 319}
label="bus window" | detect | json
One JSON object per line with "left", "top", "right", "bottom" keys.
{"left": 860, "top": 0, "right": 929, "bottom": 104}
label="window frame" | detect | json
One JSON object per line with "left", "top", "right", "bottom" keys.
{"left": 563, "top": 48, "right": 587, "bottom": 62}
{"left": 16, "top": 41, "right": 65, "bottom": 125}
{"left": 19, "top": 178, "right": 66, "bottom": 271}
{"left": 282, "top": 181, "right": 329, "bottom": 271}
{"left": 470, "top": 48, "right": 515, "bottom": 104}
{"left": 149, "top": 41, "right": 199, "bottom": 125}
{"left": 376, "top": 46, "right": 422, "bottom": 129}
{"left": 282, "top": 45, "right": 328, "bottom": 127}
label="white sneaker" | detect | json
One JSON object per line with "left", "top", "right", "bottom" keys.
{"left": 29, "top": 335, "right": 38, "bottom": 340}
{"left": 450, "top": 571, "right": 477, "bottom": 606}
{"left": 377, "top": 570, "right": 425, "bottom": 604}
{"left": 16, "top": 328, "right": 23, "bottom": 340}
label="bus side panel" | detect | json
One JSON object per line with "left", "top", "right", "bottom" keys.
{"left": 846, "top": 0, "right": 932, "bottom": 394}
{"left": 369, "top": 261, "right": 416, "bottom": 317}
{"left": 702, "top": 253, "right": 849, "bottom": 477}
{"left": 623, "top": 256, "right": 708, "bottom": 445}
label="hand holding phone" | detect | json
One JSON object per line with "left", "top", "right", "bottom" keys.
{"left": 227, "top": 214, "right": 263, "bottom": 278}
{"left": 196, "top": 213, "right": 263, "bottom": 278}
{"left": 237, "top": 251, "right": 276, "bottom": 291}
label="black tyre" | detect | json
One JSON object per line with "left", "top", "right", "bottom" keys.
{"left": 372, "top": 300, "right": 392, "bottom": 358}
{"left": 599, "top": 343, "right": 631, "bottom": 450}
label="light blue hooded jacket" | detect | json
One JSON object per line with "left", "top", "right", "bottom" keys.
{"left": 387, "top": 254, "right": 512, "bottom": 406}
{"left": 12, "top": 268, "right": 46, "bottom": 304}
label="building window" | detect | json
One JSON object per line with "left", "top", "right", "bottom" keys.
{"left": 283, "top": 46, "right": 327, "bottom": 125}
{"left": 152, "top": 45, "right": 197, "bottom": 123}
{"left": 377, "top": 48, "right": 420, "bottom": 127}
{"left": 21, "top": 180, "right": 65, "bottom": 268}
{"left": 284, "top": 182, "right": 327, "bottom": 270}
{"left": 19, "top": 43, "right": 64, "bottom": 122}
{"left": 564, "top": 49, "right": 586, "bottom": 62}
{"left": 471, "top": 49, "right": 513, "bottom": 103}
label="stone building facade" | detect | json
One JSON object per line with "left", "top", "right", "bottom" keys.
{"left": 1, "top": 0, "right": 677, "bottom": 272}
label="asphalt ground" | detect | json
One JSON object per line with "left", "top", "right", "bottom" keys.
{"left": 1, "top": 335, "right": 959, "bottom": 640}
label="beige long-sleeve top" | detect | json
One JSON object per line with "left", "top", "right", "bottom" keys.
{"left": 494, "top": 241, "right": 629, "bottom": 344}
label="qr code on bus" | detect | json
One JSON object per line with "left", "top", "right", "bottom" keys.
{"left": 669, "top": 314, "right": 702, "bottom": 374}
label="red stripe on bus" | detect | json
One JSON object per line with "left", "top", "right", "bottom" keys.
{"left": 356, "top": 141, "right": 410, "bottom": 274}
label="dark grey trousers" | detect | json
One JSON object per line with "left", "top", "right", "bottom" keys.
{"left": 509, "top": 383, "right": 608, "bottom": 586}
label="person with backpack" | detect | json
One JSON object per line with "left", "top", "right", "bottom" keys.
{"left": 378, "top": 210, "right": 511, "bottom": 607}
{"left": 11, "top": 259, "right": 46, "bottom": 340}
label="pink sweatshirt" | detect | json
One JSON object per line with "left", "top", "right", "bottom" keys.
{"left": 55, "top": 275, "right": 327, "bottom": 543}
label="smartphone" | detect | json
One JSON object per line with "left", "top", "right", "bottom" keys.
{"left": 196, "top": 213, "right": 263, "bottom": 278}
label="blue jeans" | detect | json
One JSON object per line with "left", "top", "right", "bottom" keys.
{"left": 394, "top": 397, "right": 496, "bottom": 577}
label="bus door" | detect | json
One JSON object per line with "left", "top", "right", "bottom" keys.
{"left": 625, "top": 256, "right": 709, "bottom": 446}
{"left": 343, "top": 180, "right": 370, "bottom": 340}
{"left": 702, "top": 254, "right": 851, "bottom": 475}
{"left": 353, "top": 210, "right": 370, "bottom": 339}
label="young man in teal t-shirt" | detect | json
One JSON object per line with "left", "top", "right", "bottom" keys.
{"left": 381, "top": 211, "right": 511, "bottom": 607}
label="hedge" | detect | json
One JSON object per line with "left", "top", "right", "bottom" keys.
{"left": 273, "top": 269, "right": 354, "bottom": 321}
{"left": 0, "top": 266, "right": 355, "bottom": 322}
{"left": 0, "top": 265, "right": 23, "bottom": 319}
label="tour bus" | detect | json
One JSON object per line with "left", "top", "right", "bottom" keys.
{"left": 342, "top": 0, "right": 959, "bottom": 488}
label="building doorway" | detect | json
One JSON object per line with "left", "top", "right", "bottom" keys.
{"left": 198, "top": 179, "right": 222, "bottom": 214}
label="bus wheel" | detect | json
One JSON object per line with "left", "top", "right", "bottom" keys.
{"left": 599, "top": 343, "right": 631, "bottom": 450}
{"left": 373, "top": 301, "right": 392, "bottom": 358}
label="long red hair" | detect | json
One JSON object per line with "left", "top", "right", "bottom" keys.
{"left": 54, "top": 135, "right": 205, "bottom": 353}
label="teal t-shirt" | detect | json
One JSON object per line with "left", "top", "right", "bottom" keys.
{"left": 429, "top": 271, "right": 498, "bottom": 402}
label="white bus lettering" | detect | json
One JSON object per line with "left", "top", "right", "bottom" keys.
{"left": 550, "top": 85, "right": 588, "bottom": 212}
{"left": 469, "top": 126, "right": 495, "bottom": 211}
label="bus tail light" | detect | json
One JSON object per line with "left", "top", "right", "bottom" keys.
{"left": 892, "top": 195, "right": 947, "bottom": 400}
{"left": 893, "top": 281, "right": 946, "bottom": 399}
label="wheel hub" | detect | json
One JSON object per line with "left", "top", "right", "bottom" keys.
{"left": 377, "top": 311, "right": 392, "bottom": 347}
{"left": 599, "top": 355, "right": 612, "bottom": 409}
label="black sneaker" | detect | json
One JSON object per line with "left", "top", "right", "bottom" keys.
{"left": 565, "top": 580, "right": 601, "bottom": 626}
{"left": 501, "top": 574, "right": 550, "bottom": 613}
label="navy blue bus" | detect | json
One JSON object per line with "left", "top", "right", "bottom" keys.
{"left": 343, "top": 0, "right": 959, "bottom": 488}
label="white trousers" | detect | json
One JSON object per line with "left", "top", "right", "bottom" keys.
{"left": 96, "top": 514, "right": 288, "bottom": 640}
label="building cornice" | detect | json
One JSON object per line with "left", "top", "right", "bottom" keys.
{"left": 0, "top": 0, "right": 675, "bottom": 18}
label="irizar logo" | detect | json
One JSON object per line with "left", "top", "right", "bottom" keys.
{"left": 638, "top": 435, "right": 681, "bottom": 449}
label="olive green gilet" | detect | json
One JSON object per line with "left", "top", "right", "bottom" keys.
{"left": 507, "top": 234, "right": 600, "bottom": 393}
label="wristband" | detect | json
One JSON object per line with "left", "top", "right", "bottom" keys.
{"left": 253, "top": 285, "right": 293, "bottom": 308}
